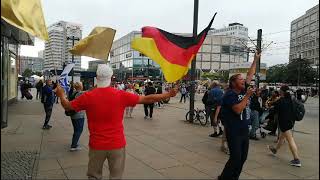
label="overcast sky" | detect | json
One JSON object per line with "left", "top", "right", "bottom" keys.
{"left": 20, "top": 0, "right": 319, "bottom": 69}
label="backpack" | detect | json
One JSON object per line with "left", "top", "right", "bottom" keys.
{"left": 65, "top": 91, "right": 79, "bottom": 116}
{"left": 291, "top": 97, "right": 305, "bottom": 121}
{"left": 206, "top": 89, "right": 216, "bottom": 106}
{"left": 202, "top": 91, "right": 208, "bottom": 105}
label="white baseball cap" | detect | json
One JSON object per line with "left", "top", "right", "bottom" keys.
{"left": 96, "top": 64, "right": 113, "bottom": 87}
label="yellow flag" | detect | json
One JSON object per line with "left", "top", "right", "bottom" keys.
{"left": 69, "top": 27, "right": 116, "bottom": 60}
{"left": 1, "top": 0, "right": 48, "bottom": 40}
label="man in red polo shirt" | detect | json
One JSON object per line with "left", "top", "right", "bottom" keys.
{"left": 55, "top": 64, "right": 178, "bottom": 179}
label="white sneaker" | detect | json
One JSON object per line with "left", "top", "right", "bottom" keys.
{"left": 70, "top": 146, "right": 82, "bottom": 152}
{"left": 144, "top": 116, "right": 148, "bottom": 119}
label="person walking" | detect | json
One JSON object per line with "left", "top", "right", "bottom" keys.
{"left": 249, "top": 88, "right": 263, "bottom": 140}
{"left": 144, "top": 82, "right": 156, "bottom": 119}
{"left": 125, "top": 85, "right": 135, "bottom": 118}
{"left": 35, "top": 80, "right": 43, "bottom": 100}
{"left": 68, "top": 82, "right": 85, "bottom": 151}
{"left": 207, "top": 81, "right": 224, "bottom": 137}
{"left": 55, "top": 64, "right": 178, "bottom": 179}
{"left": 41, "top": 79, "right": 55, "bottom": 129}
{"left": 218, "top": 52, "right": 260, "bottom": 180}
{"left": 267, "top": 85, "right": 302, "bottom": 167}
{"left": 156, "top": 83, "right": 163, "bottom": 108}
{"left": 180, "top": 85, "right": 187, "bottom": 103}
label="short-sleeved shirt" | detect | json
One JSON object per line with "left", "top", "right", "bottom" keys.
{"left": 70, "top": 87, "right": 139, "bottom": 150}
{"left": 221, "top": 84, "right": 250, "bottom": 135}
{"left": 207, "top": 87, "right": 223, "bottom": 107}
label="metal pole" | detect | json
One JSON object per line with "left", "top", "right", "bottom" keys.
{"left": 246, "top": 48, "right": 250, "bottom": 62}
{"left": 71, "top": 36, "right": 75, "bottom": 82}
{"left": 255, "top": 29, "right": 262, "bottom": 88}
{"left": 189, "top": 0, "right": 199, "bottom": 123}
{"left": 298, "top": 54, "right": 301, "bottom": 87}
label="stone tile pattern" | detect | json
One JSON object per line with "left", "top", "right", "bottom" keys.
{"left": 1, "top": 151, "right": 38, "bottom": 180}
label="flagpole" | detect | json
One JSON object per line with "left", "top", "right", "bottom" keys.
{"left": 189, "top": 0, "right": 199, "bottom": 123}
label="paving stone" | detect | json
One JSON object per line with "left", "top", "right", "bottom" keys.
{"left": 1, "top": 151, "right": 38, "bottom": 180}
{"left": 157, "top": 165, "right": 211, "bottom": 179}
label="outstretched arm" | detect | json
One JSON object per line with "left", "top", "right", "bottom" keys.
{"left": 246, "top": 52, "right": 261, "bottom": 84}
{"left": 138, "top": 86, "right": 178, "bottom": 104}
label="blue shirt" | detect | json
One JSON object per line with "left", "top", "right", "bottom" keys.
{"left": 42, "top": 85, "right": 54, "bottom": 106}
{"left": 221, "top": 86, "right": 250, "bottom": 135}
{"left": 208, "top": 87, "right": 223, "bottom": 106}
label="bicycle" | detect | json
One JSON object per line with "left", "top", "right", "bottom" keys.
{"left": 185, "top": 108, "right": 207, "bottom": 126}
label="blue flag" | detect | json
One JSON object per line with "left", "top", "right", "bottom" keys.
{"left": 59, "top": 64, "right": 74, "bottom": 95}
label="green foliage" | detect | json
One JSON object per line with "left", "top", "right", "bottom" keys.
{"left": 286, "top": 58, "right": 316, "bottom": 85}
{"left": 22, "top": 68, "right": 33, "bottom": 77}
{"left": 266, "top": 59, "right": 317, "bottom": 85}
{"left": 201, "top": 71, "right": 229, "bottom": 82}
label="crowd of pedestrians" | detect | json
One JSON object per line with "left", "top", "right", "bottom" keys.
{"left": 22, "top": 52, "right": 309, "bottom": 179}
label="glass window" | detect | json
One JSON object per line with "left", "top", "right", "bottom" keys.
{"left": 221, "top": 46, "right": 230, "bottom": 54}
{"left": 310, "top": 13, "right": 317, "bottom": 21}
{"left": 202, "top": 53, "right": 210, "bottom": 61}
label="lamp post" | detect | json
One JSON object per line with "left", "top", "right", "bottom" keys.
{"left": 67, "top": 36, "right": 80, "bottom": 82}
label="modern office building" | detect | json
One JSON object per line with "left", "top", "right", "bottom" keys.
{"left": 44, "top": 21, "right": 82, "bottom": 72}
{"left": 289, "top": 4, "right": 319, "bottom": 66}
{"left": 1, "top": 19, "right": 34, "bottom": 128}
{"left": 88, "top": 60, "right": 105, "bottom": 72}
{"left": 110, "top": 25, "right": 248, "bottom": 81}
{"left": 19, "top": 56, "right": 44, "bottom": 73}
{"left": 210, "top": 22, "right": 249, "bottom": 40}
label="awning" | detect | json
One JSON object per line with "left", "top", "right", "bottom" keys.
{"left": 1, "top": 19, "right": 34, "bottom": 46}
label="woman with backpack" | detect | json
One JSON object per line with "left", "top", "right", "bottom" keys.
{"left": 69, "top": 82, "right": 86, "bottom": 151}
{"left": 267, "top": 85, "right": 301, "bottom": 167}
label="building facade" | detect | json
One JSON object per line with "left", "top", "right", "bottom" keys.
{"left": 289, "top": 4, "right": 319, "bottom": 66}
{"left": 110, "top": 31, "right": 161, "bottom": 81}
{"left": 110, "top": 25, "right": 248, "bottom": 81}
{"left": 88, "top": 60, "right": 105, "bottom": 72}
{"left": 19, "top": 56, "right": 44, "bottom": 74}
{"left": 1, "top": 19, "right": 34, "bottom": 128}
{"left": 229, "top": 62, "right": 267, "bottom": 81}
{"left": 44, "top": 21, "right": 82, "bottom": 72}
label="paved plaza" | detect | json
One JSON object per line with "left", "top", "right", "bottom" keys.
{"left": 1, "top": 89, "right": 319, "bottom": 179}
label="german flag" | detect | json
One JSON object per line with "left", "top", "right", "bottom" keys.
{"left": 131, "top": 13, "right": 217, "bottom": 82}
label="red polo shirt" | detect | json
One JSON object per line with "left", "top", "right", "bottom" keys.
{"left": 70, "top": 87, "right": 139, "bottom": 150}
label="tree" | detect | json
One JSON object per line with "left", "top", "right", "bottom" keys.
{"left": 34, "top": 71, "right": 43, "bottom": 77}
{"left": 266, "top": 64, "right": 288, "bottom": 83}
{"left": 286, "top": 58, "right": 316, "bottom": 85}
{"left": 22, "top": 68, "right": 33, "bottom": 77}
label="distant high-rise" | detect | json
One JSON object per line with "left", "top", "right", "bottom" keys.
{"left": 44, "top": 21, "right": 82, "bottom": 71}
{"left": 289, "top": 4, "right": 319, "bottom": 67}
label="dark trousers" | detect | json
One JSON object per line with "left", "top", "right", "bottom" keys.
{"left": 36, "top": 89, "right": 42, "bottom": 99}
{"left": 144, "top": 104, "right": 154, "bottom": 118}
{"left": 43, "top": 105, "right": 53, "bottom": 126}
{"left": 157, "top": 101, "right": 163, "bottom": 107}
{"left": 71, "top": 118, "right": 84, "bottom": 148}
{"left": 180, "top": 94, "right": 186, "bottom": 103}
{"left": 219, "top": 129, "right": 249, "bottom": 180}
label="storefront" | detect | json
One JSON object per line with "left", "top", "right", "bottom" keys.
{"left": 1, "top": 20, "right": 34, "bottom": 128}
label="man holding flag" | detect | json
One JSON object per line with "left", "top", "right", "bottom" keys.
{"left": 54, "top": 64, "right": 178, "bottom": 179}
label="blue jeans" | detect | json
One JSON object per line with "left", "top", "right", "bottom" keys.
{"left": 249, "top": 110, "right": 260, "bottom": 137}
{"left": 71, "top": 118, "right": 84, "bottom": 148}
{"left": 260, "top": 110, "right": 269, "bottom": 123}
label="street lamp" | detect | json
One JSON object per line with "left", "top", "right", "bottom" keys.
{"left": 66, "top": 36, "right": 80, "bottom": 82}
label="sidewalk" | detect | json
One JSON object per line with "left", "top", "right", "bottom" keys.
{"left": 1, "top": 89, "right": 319, "bottom": 179}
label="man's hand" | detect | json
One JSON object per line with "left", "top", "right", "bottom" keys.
{"left": 254, "top": 51, "right": 261, "bottom": 61}
{"left": 168, "top": 85, "right": 179, "bottom": 97}
{"left": 246, "top": 87, "right": 255, "bottom": 97}
{"left": 54, "top": 84, "right": 65, "bottom": 98}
